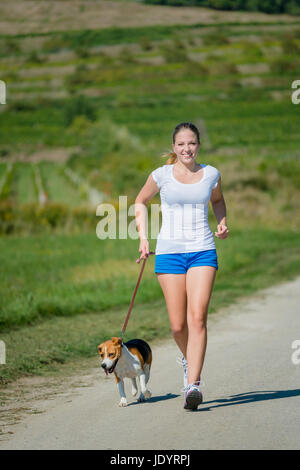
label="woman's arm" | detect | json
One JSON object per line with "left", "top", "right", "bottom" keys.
{"left": 210, "top": 177, "right": 230, "bottom": 239}
{"left": 135, "top": 174, "right": 160, "bottom": 258}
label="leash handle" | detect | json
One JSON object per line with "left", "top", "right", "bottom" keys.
{"left": 136, "top": 251, "right": 155, "bottom": 265}
{"left": 120, "top": 252, "right": 155, "bottom": 340}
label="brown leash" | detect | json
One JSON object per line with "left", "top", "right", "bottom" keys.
{"left": 120, "top": 252, "right": 155, "bottom": 341}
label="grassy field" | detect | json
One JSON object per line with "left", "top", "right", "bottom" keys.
{"left": 1, "top": 21, "right": 300, "bottom": 222}
{"left": 0, "top": 2, "right": 300, "bottom": 384}
{"left": 0, "top": 1, "right": 297, "bottom": 35}
{"left": 1, "top": 226, "right": 299, "bottom": 382}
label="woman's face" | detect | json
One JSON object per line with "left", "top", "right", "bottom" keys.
{"left": 172, "top": 129, "right": 200, "bottom": 164}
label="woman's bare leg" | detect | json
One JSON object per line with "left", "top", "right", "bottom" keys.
{"left": 185, "top": 266, "right": 217, "bottom": 384}
{"left": 156, "top": 273, "right": 188, "bottom": 357}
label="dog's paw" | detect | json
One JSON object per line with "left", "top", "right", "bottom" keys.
{"left": 137, "top": 393, "right": 146, "bottom": 403}
{"left": 131, "top": 387, "right": 138, "bottom": 397}
{"left": 118, "top": 398, "right": 128, "bottom": 407}
{"left": 143, "top": 389, "right": 152, "bottom": 400}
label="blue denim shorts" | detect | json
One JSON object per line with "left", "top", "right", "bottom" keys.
{"left": 155, "top": 250, "right": 218, "bottom": 274}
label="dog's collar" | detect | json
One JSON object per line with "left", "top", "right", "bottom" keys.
{"left": 111, "top": 343, "right": 123, "bottom": 369}
{"left": 110, "top": 342, "right": 123, "bottom": 371}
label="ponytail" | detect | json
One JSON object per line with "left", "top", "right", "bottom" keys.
{"left": 162, "top": 151, "right": 177, "bottom": 165}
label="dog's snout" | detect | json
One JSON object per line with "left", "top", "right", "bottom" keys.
{"left": 101, "top": 363, "right": 107, "bottom": 369}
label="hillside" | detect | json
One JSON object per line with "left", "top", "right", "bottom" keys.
{"left": 0, "top": 1, "right": 300, "bottom": 383}
{"left": 0, "top": 0, "right": 297, "bottom": 35}
{"left": 1, "top": 10, "right": 299, "bottom": 231}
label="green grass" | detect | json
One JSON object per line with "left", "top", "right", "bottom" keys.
{"left": 1, "top": 21, "right": 300, "bottom": 49}
{"left": 1, "top": 87, "right": 298, "bottom": 150}
{"left": 0, "top": 298, "right": 169, "bottom": 382}
{"left": 0, "top": 19, "right": 300, "bottom": 384}
{"left": 0, "top": 227, "right": 299, "bottom": 331}
{"left": 1, "top": 24, "right": 299, "bottom": 156}
{"left": 0, "top": 164, "right": 6, "bottom": 184}
{"left": 0, "top": 24, "right": 298, "bottom": 220}
{"left": 0, "top": 226, "right": 299, "bottom": 383}
{"left": 39, "top": 162, "right": 85, "bottom": 206}
{"left": 15, "top": 163, "right": 36, "bottom": 204}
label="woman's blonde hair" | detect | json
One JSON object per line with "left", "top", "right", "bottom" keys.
{"left": 162, "top": 150, "right": 178, "bottom": 165}
{"left": 162, "top": 122, "right": 200, "bottom": 165}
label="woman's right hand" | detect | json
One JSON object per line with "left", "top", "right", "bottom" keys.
{"left": 137, "top": 239, "right": 150, "bottom": 263}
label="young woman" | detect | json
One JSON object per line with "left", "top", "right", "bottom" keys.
{"left": 135, "top": 122, "right": 229, "bottom": 410}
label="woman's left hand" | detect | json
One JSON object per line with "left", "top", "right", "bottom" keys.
{"left": 214, "top": 224, "right": 230, "bottom": 239}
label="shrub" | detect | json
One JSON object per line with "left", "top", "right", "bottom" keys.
{"left": 142, "top": 0, "right": 300, "bottom": 14}
{"left": 74, "top": 46, "right": 90, "bottom": 59}
{"left": 285, "top": 1, "right": 300, "bottom": 15}
{"left": 160, "top": 42, "right": 189, "bottom": 63}
{"left": 0, "top": 201, "right": 97, "bottom": 235}
{"left": 43, "top": 36, "right": 71, "bottom": 53}
{"left": 140, "top": 39, "right": 154, "bottom": 51}
{"left": 0, "top": 200, "right": 15, "bottom": 234}
{"left": 67, "top": 115, "right": 93, "bottom": 137}
{"left": 202, "top": 32, "right": 231, "bottom": 46}
{"left": 208, "top": 61, "right": 238, "bottom": 76}
{"left": 0, "top": 38, "right": 21, "bottom": 56}
{"left": 241, "top": 43, "right": 264, "bottom": 59}
{"left": 25, "top": 51, "right": 47, "bottom": 64}
{"left": 119, "top": 47, "right": 137, "bottom": 64}
{"left": 188, "top": 61, "right": 209, "bottom": 76}
{"left": 83, "top": 118, "right": 141, "bottom": 157}
{"left": 64, "top": 64, "right": 90, "bottom": 91}
{"left": 0, "top": 148, "right": 10, "bottom": 158}
{"left": 281, "top": 37, "right": 300, "bottom": 55}
{"left": 35, "top": 203, "right": 68, "bottom": 228}
{"left": 7, "top": 101, "right": 40, "bottom": 112}
{"left": 270, "top": 57, "right": 298, "bottom": 73}
{"left": 63, "top": 95, "right": 97, "bottom": 127}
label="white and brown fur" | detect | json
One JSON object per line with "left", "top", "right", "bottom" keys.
{"left": 97, "top": 337, "right": 152, "bottom": 407}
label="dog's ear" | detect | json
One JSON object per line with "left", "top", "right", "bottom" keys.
{"left": 112, "top": 337, "right": 122, "bottom": 345}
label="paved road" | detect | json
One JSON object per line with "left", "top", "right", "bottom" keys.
{"left": 1, "top": 277, "right": 300, "bottom": 450}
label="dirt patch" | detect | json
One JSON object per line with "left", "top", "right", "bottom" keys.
{"left": 18, "top": 64, "right": 76, "bottom": 79}
{"left": 239, "top": 76, "right": 263, "bottom": 87}
{"left": 1, "top": 147, "right": 79, "bottom": 164}
{"left": 269, "top": 90, "right": 291, "bottom": 101}
{"left": 237, "top": 63, "right": 270, "bottom": 74}
{"left": 10, "top": 90, "right": 69, "bottom": 101}
{"left": 25, "top": 147, "right": 79, "bottom": 163}
{"left": 0, "top": 1, "right": 297, "bottom": 36}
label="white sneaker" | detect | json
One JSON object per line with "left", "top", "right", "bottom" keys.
{"left": 182, "top": 381, "right": 203, "bottom": 411}
{"left": 176, "top": 356, "right": 188, "bottom": 388}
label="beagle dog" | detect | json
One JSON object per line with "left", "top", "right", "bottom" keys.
{"left": 98, "top": 337, "right": 152, "bottom": 407}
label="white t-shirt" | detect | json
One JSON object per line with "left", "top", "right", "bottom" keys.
{"left": 151, "top": 163, "right": 220, "bottom": 255}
